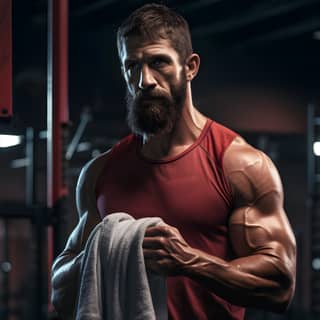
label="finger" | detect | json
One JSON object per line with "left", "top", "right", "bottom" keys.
{"left": 143, "top": 236, "right": 167, "bottom": 249}
{"left": 144, "top": 224, "right": 173, "bottom": 237}
{"left": 145, "top": 260, "right": 164, "bottom": 275}
{"left": 143, "top": 248, "right": 169, "bottom": 259}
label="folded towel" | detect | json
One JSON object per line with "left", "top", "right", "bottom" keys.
{"left": 76, "top": 212, "right": 167, "bottom": 320}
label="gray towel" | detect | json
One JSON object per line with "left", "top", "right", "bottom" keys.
{"left": 76, "top": 212, "right": 167, "bottom": 320}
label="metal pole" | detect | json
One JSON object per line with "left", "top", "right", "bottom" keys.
{"left": 47, "top": 0, "right": 69, "bottom": 315}
{"left": 26, "top": 127, "right": 36, "bottom": 207}
{"left": 65, "top": 109, "right": 92, "bottom": 161}
{"left": 307, "top": 102, "right": 315, "bottom": 314}
{"left": 0, "top": 0, "right": 12, "bottom": 118}
{"left": 1, "top": 220, "right": 10, "bottom": 319}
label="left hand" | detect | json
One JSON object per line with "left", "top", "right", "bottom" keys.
{"left": 142, "top": 223, "right": 196, "bottom": 276}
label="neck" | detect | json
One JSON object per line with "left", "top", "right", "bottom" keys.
{"left": 141, "top": 85, "right": 207, "bottom": 160}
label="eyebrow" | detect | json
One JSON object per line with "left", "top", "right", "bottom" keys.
{"left": 149, "top": 54, "right": 172, "bottom": 62}
{"left": 124, "top": 53, "right": 172, "bottom": 66}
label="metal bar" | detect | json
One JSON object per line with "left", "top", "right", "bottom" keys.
{"left": 231, "top": 16, "right": 320, "bottom": 49}
{"left": 47, "top": 0, "right": 53, "bottom": 210}
{"left": 47, "top": 0, "right": 69, "bottom": 315}
{"left": 73, "top": 0, "right": 116, "bottom": 17}
{"left": 0, "top": 0, "right": 12, "bottom": 118}
{"left": 47, "top": 2, "right": 54, "bottom": 314}
{"left": 65, "top": 109, "right": 91, "bottom": 160}
{"left": 1, "top": 220, "right": 10, "bottom": 319}
{"left": 34, "top": 207, "right": 45, "bottom": 319}
{"left": 314, "top": 117, "right": 320, "bottom": 126}
{"left": 192, "top": 0, "right": 320, "bottom": 37}
{"left": 177, "top": 0, "right": 222, "bottom": 14}
{"left": 0, "top": 212, "right": 33, "bottom": 219}
{"left": 0, "top": 205, "right": 50, "bottom": 220}
{"left": 48, "top": 0, "right": 69, "bottom": 208}
{"left": 0, "top": 203, "right": 36, "bottom": 218}
{"left": 51, "top": 0, "right": 70, "bottom": 255}
{"left": 308, "top": 103, "right": 316, "bottom": 197}
{"left": 306, "top": 102, "right": 315, "bottom": 312}
{"left": 25, "top": 126, "right": 42, "bottom": 318}
{"left": 26, "top": 128, "right": 36, "bottom": 207}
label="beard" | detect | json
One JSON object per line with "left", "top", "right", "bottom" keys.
{"left": 126, "top": 74, "right": 187, "bottom": 136}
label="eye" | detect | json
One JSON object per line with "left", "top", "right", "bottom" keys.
{"left": 150, "top": 58, "right": 168, "bottom": 68}
{"left": 125, "top": 62, "right": 139, "bottom": 75}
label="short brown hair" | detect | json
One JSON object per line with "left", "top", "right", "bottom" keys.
{"left": 117, "top": 3, "right": 193, "bottom": 63}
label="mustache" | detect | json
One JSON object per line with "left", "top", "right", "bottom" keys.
{"left": 135, "top": 90, "right": 170, "bottom": 101}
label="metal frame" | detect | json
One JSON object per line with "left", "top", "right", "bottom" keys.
{"left": 307, "top": 102, "right": 320, "bottom": 314}
{"left": 0, "top": 127, "right": 51, "bottom": 319}
{"left": 0, "top": 0, "right": 12, "bottom": 118}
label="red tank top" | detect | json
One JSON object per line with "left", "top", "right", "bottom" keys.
{"left": 95, "top": 119, "right": 245, "bottom": 320}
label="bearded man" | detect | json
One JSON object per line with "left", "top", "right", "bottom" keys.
{"left": 51, "top": 4, "right": 296, "bottom": 319}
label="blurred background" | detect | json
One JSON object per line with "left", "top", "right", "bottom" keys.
{"left": 0, "top": 0, "right": 320, "bottom": 319}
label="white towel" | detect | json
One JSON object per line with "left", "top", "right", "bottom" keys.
{"left": 76, "top": 212, "right": 167, "bottom": 320}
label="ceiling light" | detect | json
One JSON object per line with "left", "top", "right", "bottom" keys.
{"left": 312, "top": 258, "right": 320, "bottom": 271}
{"left": 0, "top": 134, "right": 22, "bottom": 148}
{"left": 313, "top": 142, "right": 320, "bottom": 156}
{"left": 313, "top": 31, "right": 320, "bottom": 40}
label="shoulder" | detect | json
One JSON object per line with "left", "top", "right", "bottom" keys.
{"left": 207, "top": 120, "right": 238, "bottom": 146}
{"left": 76, "top": 150, "right": 111, "bottom": 218}
{"left": 201, "top": 120, "right": 238, "bottom": 166}
{"left": 75, "top": 133, "right": 136, "bottom": 217}
{"left": 223, "top": 136, "right": 283, "bottom": 205}
{"left": 223, "top": 136, "right": 263, "bottom": 172}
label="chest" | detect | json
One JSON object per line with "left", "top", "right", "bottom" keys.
{"left": 96, "top": 152, "right": 231, "bottom": 235}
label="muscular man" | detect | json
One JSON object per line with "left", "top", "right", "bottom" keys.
{"left": 51, "top": 4, "right": 296, "bottom": 319}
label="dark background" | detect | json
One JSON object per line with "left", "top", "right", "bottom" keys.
{"left": 1, "top": 0, "right": 320, "bottom": 319}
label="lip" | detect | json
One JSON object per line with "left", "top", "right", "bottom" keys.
{"left": 140, "top": 95, "right": 165, "bottom": 100}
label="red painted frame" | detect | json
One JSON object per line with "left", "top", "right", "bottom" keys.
{"left": 0, "top": 0, "right": 12, "bottom": 118}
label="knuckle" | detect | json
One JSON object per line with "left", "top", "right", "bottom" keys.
{"left": 159, "top": 236, "right": 165, "bottom": 244}
{"left": 162, "top": 225, "right": 170, "bottom": 232}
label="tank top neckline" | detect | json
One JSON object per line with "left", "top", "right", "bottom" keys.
{"left": 135, "top": 118, "right": 213, "bottom": 164}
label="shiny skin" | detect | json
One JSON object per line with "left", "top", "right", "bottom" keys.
{"left": 51, "top": 38, "right": 296, "bottom": 318}
{"left": 51, "top": 136, "right": 296, "bottom": 317}
{"left": 120, "top": 36, "right": 186, "bottom": 96}
{"left": 142, "top": 136, "right": 296, "bottom": 312}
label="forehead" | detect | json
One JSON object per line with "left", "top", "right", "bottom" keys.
{"left": 119, "top": 36, "right": 179, "bottom": 63}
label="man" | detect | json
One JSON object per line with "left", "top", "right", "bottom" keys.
{"left": 51, "top": 4, "right": 296, "bottom": 319}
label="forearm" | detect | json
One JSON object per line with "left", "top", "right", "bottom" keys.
{"left": 143, "top": 216, "right": 296, "bottom": 311}
{"left": 51, "top": 250, "right": 84, "bottom": 317}
{"left": 182, "top": 247, "right": 294, "bottom": 312}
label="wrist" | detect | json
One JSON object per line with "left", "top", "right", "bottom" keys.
{"left": 179, "top": 246, "right": 201, "bottom": 277}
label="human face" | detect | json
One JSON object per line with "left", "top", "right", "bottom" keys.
{"left": 120, "top": 37, "right": 187, "bottom": 136}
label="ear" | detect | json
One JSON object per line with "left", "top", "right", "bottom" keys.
{"left": 184, "top": 53, "right": 200, "bottom": 81}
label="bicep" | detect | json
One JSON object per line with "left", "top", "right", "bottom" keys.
{"left": 229, "top": 189, "right": 296, "bottom": 285}
{"left": 230, "top": 204, "right": 295, "bottom": 269}
{"left": 224, "top": 143, "right": 296, "bottom": 280}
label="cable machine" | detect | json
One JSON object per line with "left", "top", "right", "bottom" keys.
{"left": 307, "top": 102, "right": 320, "bottom": 315}
{"left": 0, "top": 0, "right": 69, "bottom": 318}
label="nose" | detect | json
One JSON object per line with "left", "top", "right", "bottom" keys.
{"left": 138, "top": 64, "right": 156, "bottom": 91}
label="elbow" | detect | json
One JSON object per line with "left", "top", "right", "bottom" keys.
{"left": 250, "top": 265, "right": 296, "bottom": 313}
{"left": 51, "top": 270, "right": 77, "bottom": 318}
{"left": 50, "top": 261, "right": 79, "bottom": 318}
{"left": 269, "top": 275, "right": 296, "bottom": 313}
{"left": 51, "top": 272, "right": 68, "bottom": 316}
{"left": 275, "top": 283, "right": 295, "bottom": 313}
{"left": 51, "top": 289, "right": 62, "bottom": 315}
{"left": 51, "top": 287, "right": 75, "bottom": 318}
{"left": 269, "top": 252, "right": 297, "bottom": 313}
